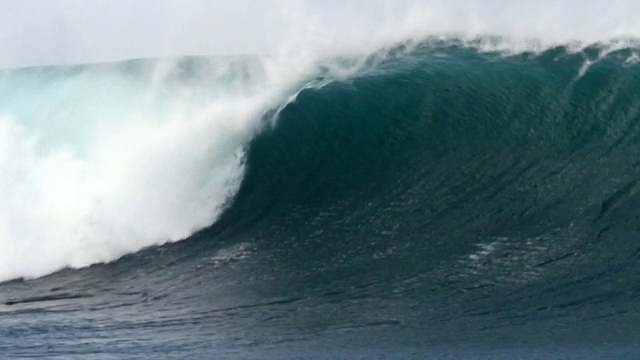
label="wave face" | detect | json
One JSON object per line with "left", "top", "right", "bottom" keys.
{"left": 1, "top": 44, "right": 640, "bottom": 358}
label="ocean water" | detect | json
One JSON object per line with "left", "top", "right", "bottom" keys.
{"left": 2, "top": 5, "right": 640, "bottom": 359}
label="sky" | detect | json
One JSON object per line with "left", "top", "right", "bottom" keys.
{"left": 1, "top": 0, "right": 640, "bottom": 68}
{"left": 0, "top": 0, "right": 408, "bottom": 68}
{"left": 0, "top": 1, "right": 287, "bottom": 67}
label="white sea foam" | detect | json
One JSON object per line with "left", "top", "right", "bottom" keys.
{"left": 0, "top": 57, "right": 325, "bottom": 281}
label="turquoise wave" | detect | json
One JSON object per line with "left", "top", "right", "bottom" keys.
{"left": 2, "top": 44, "right": 639, "bottom": 358}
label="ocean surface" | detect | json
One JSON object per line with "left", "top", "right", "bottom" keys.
{"left": 1, "top": 42, "right": 640, "bottom": 359}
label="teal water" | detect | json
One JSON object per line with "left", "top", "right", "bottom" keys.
{"left": 1, "top": 44, "right": 639, "bottom": 359}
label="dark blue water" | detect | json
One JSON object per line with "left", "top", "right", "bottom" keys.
{"left": 1, "top": 44, "right": 640, "bottom": 359}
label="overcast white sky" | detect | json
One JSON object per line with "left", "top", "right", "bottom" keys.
{"left": 0, "top": 1, "right": 284, "bottom": 67}
{"left": 1, "top": 0, "right": 640, "bottom": 68}
{"left": 0, "top": 0, "right": 412, "bottom": 67}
